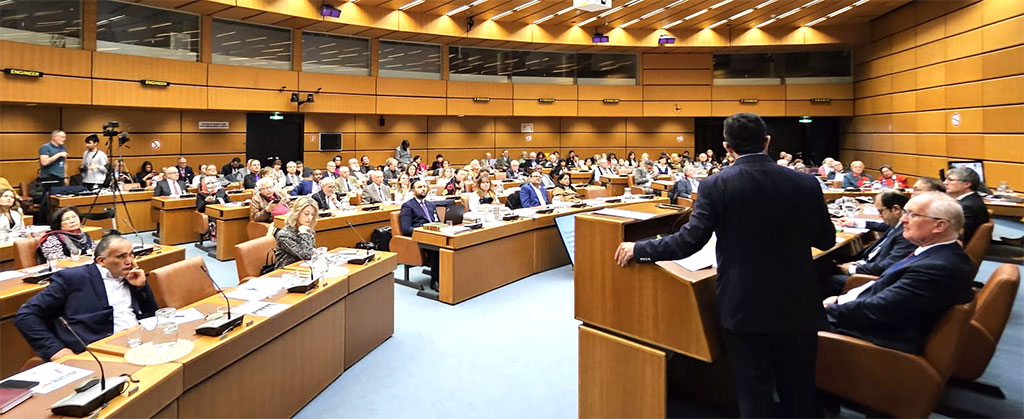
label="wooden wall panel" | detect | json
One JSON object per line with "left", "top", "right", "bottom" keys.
{"left": 298, "top": 73, "right": 376, "bottom": 95}
{"left": 376, "top": 96, "right": 447, "bottom": 115}
{"left": 424, "top": 149, "right": 492, "bottom": 166}
{"left": 494, "top": 133, "right": 559, "bottom": 149}
{"left": 354, "top": 133, "right": 427, "bottom": 151}
{"left": 62, "top": 108, "right": 181, "bottom": 133}
{"left": 428, "top": 116, "right": 494, "bottom": 133}
{"left": 375, "top": 78, "right": 446, "bottom": 98}
{"left": 181, "top": 111, "right": 246, "bottom": 132}
{"left": 207, "top": 65, "right": 298, "bottom": 90}
{"left": 577, "top": 102, "right": 643, "bottom": 117}
{"left": 0, "top": 41, "right": 92, "bottom": 77}
{"left": 494, "top": 117, "right": 560, "bottom": 132}
{"left": 842, "top": 0, "right": 1024, "bottom": 188}
{"left": 642, "top": 101, "right": 712, "bottom": 117}
{"left": 513, "top": 84, "right": 577, "bottom": 100}
{"left": 786, "top": 84, "right": 854, "bottom": 100}
{"left": 355, "top": 115, "right": 427, "bottom": 133}
{"left": 91, "top": 52, "right": 208, "bottom": 85}
{"left": 642, "top": 86, "right": 711, "bottom": 101}
{"left": 301, "top": 93, "right": 376, "bottom": 114}
{"left": 560, "top": 118, "right": 625, "bottom": 133}
{"left": 785, "top": 101, "right": 854, "bottom": 117}
{"left": 0, "top": 76, "right": 92, "bottom": 105}
{"left": 427, "top": 133, "right": 496, "bottom": 149}
{"left": 446, "top": 81, "right": 512, "bottom": 99}
{"left": 560, "top": 133, "right": 626, "bottom": 149}
{"left": 641, "top": 54, "right": 713, "bottom": 69}
{"left": 642, "top": 70, "right": 712, "bottom": 85}
{"left": 207, "top": 87, "right": 295, "bottom": 112}
{"left": 711, "top": 101, "right": 786, "bottom": 117}
{"left": 577, "top": 85, "right": 643, "bottom": 101}
{"left": 181, "top": 133, "right": 246, "bottom": 154}
{"left": 445, "top": 99, "right": 513, "bottom": 116}
{"left": 712, "top": 85, "right": 786, "bottom": 101}
{"left": 626, "top": 133, "right": 693, "bottom": 148}
{"left": 0, "top": 105, "right": 61, "bottom": 132}
{"left": 92, "top": 80, "right": 208, "bottom": 109}
{"left": 513, "top": 100, "right": 577, "bottom": 117}
{"left": 626, "top": 117, "right": 694, "bottom": 133}
{"left": 304, "top": 114, "right": 356, "bottom": 133}
{"left": 0, "top": 134, "right": 52, "bottom": 160}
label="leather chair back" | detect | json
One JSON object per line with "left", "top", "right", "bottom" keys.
{"left": 626, "top": 174, "right": 636, "bottom": 188}
{"left": 495, "top": 172, "right": 507, "bottom": 181}
{"left": 388, "top": 211, "right": 424, "bottom": 266}
{"left": 964, "top": 221, "right": 993, "bottom": 271}
{"left": 148, "top": 256, "right": 217, "bottom": 308}
{"left": 923, "top": 300, "right": 976, "bottom": 381}
{"left": 581, "top": 186, "right": 608, "bottom": 199}
{"left": 192, "top": 211, "right": 209, "bottom": 235}
{"left": 13, "top": 238, "right": 39, "bottom": 269}
{"left": 675, "top": 197, "right": 694, "bottom": 208}
{"left": 234, "top": 236, "right": 277, "bottom": 284}
{"left": 247, "top": 221, "right": 271, "bottom": 240}
{"left": 953, "top": 264, "right": 1020, "bottom": 380}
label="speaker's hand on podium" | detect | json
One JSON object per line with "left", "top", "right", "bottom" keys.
{"left": 615, "top": 242, "right": 635, "bottom": 267}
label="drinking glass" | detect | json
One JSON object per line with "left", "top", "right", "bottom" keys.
{"left": 45, "top": 253, "right": 59, "bottom": 272}
{"left": 69, "top": 246, "right": 81, "bottom": 261}
{"left": 153, "top": 308, "right": 178, "bottom": 348}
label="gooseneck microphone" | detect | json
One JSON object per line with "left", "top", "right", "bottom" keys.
{"left": 345, "top": 220, "right": 376, "bottom": 265}
{"left": 194, "top": 264, "right": 244, "bottom": 337}
{"left": 49, "top": 317, "right": 128, "bottom": 417}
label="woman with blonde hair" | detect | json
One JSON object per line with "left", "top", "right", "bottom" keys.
{"left": 393, "top": 174, "right": 415, "bottom": 202}
{"left": 272, "top": 197, "right": 319, "bottom": 269}
{"left": 468, "top": 174, "right": 499, "bottom": 212}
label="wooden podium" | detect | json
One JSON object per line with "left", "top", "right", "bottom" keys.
{"left": 574, "top": 202, "right": 726, "bottom": 418}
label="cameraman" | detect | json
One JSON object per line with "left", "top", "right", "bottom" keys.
{"left": 81, "top": 134, "right": 108, "bottom": 190}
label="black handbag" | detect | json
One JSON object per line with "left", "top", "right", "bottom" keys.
{"left": 259, "top": 248, "right": 276, "bottom": 276}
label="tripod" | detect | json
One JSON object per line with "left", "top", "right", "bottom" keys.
{"left": 82, "top": 132, "right": 138, "bottom": 237}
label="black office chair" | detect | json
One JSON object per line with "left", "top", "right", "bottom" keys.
{"left": 78, "top": 207, "right": 118, "bottom": 235}
{"left": 505, "top": 192, "right": 522, "bottom": 210}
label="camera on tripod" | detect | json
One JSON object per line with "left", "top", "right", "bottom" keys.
{"left": 102, "top": 121, "right": 130, "bottom": 146}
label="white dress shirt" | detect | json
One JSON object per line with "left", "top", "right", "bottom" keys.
{"left": 531, "top": 184, "right": 547, "bottom": 206}
{"left": 95, "top": 264, "right": 139, "bottom": 333}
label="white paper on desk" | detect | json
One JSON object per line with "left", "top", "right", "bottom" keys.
{"left": 672, "top": 234, "right": 718, "bottom": 272}
{"left": 0, "top": 270, "right": 25, "bottom": 282}
{"left": 243, "top": 277, "right": 287, "bottom": 293}
{"left": 842, "top": 227, "right": 870, "bottom": 234}
{"left": 232, "top": 300, "right": 290, "bottom": 318}
{"left": 7, "top": 362, "right": 93, "bottom": 394}
{"left": 842, "top": 217, "right": 877, "bottom": 225}
{"left": 861, "top": 207, "right": 880, "bottom": 215}
{"left": 138, "top": 307, "right": 205, "bottom": 330}
{"left": 593, "top": 208, "right": 657, "bottom": 220}
{"left": 440, "top": 226, "right": 471, "bottom": 234}
{"left": 225, "top": 288, "right": 276, "bottom": 301}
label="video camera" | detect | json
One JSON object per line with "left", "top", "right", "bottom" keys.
{"left": 102, "top": 121, "right": 130, "bottom": 146}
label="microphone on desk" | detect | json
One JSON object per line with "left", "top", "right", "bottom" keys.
{"left": 345, "top": 221, "right": 376, "bottom": 265}
{"left": 121, "top": 218, "right": 155, "bottom": 257}
{"left": 49, "top": 317, "right": 128, "bottom": 418}
{"left": 194, "top": 264, "right": 244, "bottom": 337}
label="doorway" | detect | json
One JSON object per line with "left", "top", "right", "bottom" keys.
{"left": 246, "top": 113, "right": 304, "bottom": 166}
{"left": 694, "top": 116, "right": 839, "bottom": 166}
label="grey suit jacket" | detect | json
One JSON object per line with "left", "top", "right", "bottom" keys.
{"left": 362, "top": 182, "right": 392, "bottom": 204}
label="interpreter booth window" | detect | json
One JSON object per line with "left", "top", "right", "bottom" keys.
{"left": 713, "top": 53, "right": 780, "bottom": 80}
{"left": 0, "top": 0, "right": 81, "bottom": 48}
{"left": 780, "top": 51, "right": 852, "bottom": 84}
{"left": 212, "top": 19, "right": 291, "bottom": 70}
{"left": 378, "top": 40, "right": 441, "bottom": 80}
{"left": 448, "top": 46, "right": 510, "bottom": 83}
{"left": 576, "top": 53, "right": 637, "bottom": 85}
{"left": 302, "top": 32, "right": 370, "bottom": 76}
{"left": 96, "top": 0, "right": 199, "bottom": 61}
{"left": 508, "top": 50, "right": 575, "bottom": 85}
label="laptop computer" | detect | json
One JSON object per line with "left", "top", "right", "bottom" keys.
{"left": 444, "top": 203, "right": 465, "bottom": 225}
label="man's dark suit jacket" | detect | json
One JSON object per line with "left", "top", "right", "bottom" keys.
{"left": 153, "top": 179, "right": 188, "bottom": 197}
{"left": 311, "top": 190, "right": 342, "bottom": 211}
{"left": 178, "top": 166, "right": 195, "bottom": 184}
{"left": 14, "top": 264, "right": 158, "bottom": 361}
{"left": 668, "top": 177, "right": 694, "bottom": 203}
{"left": 242, "top": 173, "right": 260, "bottom": 190}
{"left": 399, "top": 198, "right": 437, "bottom": 236}
{"left": 853, "top": 222, "right": 916, "bottom": 276}
{"left": 826, "top": 242, "right": 973, "bottom": 353}
{"left": 634, "top": 153, "right": 836, "bottom": 333}
{"left": 958, "top": 192, "right": 990, "bottom": 243}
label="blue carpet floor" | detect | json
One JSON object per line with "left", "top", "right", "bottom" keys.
{"left": 175, "top": 229, "right": 1023, "bottom": 419}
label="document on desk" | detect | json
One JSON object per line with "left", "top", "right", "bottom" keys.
{"left": 232, "top": 300, "right": 290, "bottom": 318}
{"left": 225, "top": 278, "right": 284, "bottom": 301}
{"left": 6, "top": 363, "right": 92, "bottom": 394}
{"left": 673, "top": 234, "right": 718, "bottom": 271}
{"left": 139, "top": 307, "right": 206, "bottom": 330}
{"left": 593, "top": 208, "right": 657, "bottom": 220}
{"left": 0, "top": 270, "right": 25, "bottom": 282}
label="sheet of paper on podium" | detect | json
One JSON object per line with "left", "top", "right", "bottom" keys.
{"left": 672, "top": 233, "right": 718, "bottom": 271}
{"left": 592, "top": 208, "right": 656, "bottom": 220}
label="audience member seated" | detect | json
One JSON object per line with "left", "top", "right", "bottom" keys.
{"left": 430, "top": 154, "right": 446, "bottom": 172}
{"left": 197, "top": 175, "right": 229, "bottom": 214}
{"left": 175, "top": 156, "right": 194, "bottom": 186}
{"left": 444, "top": 169, "right": 468, "bottom": 196}
{"left": 403, "top": 163, "right": 421, "bottom": 185}
{"left": 335, "top": 166, "right": 361, "bottom": 194}
{"left": 669, "top": 166, "right": 700, "bottom": 202}
{"left": 495, "top": 150, "right": 512, "bottom": 171}
{"left": 843, "top": 160, "right": 873, "bottom": 188}
{"left": 221, "top": 157, "right": 245, "bottom": 182}
{"left": 242, "top": 159, "right": 262, "bottom": 189}
{"left": 250, "top": 178, "right": 291, "bottom": 222}
{"left": 823, "top": 192, "right": 974, "bottom": 353}
{"left": 551, "top": 173, "right": 581, "bottom": 203}
{"left": 827, "top": 160, "right": 847, "bottom": 182}
{"left": 878, "top": 164, "right": 908, "bottom": 189}
{"left": 912, "top": 177, "right": 945, "bottom": 196}
{"left": 412, "top": 155, "right": 427, "bottom": 172}
{"left": 818, "top": 157, "right": 835, "bottom": 176}
{"left": 632, "top": 160, "right": 656, "bottom": 194}
{"left": 436, "top": 167, "right": 455, "bottom": 187}
{"left": 284, "top": 161, "right": 302, "bottom": 188}
{"left": 290, "top": 169, "right": 323, "bottom": 196}
{"left": 359, "top": 155, "right": 374, "bottom": 174}
{"left": 695, "top": 153, "right": 713, "bottom": 171}
{"left": 823, "top": 190, "right": 915, "bottom": 295}
{"left": 519, "top": 172, "right": 549, "bottom": 208}
{"left": 393, "top": 174, "right": 415, "bottom": 202}
{"left": 399, "top": 180, "right": 439, "bottom": 290}
{"left": 655, "top": 156, "right": 671, "bottom": 175}
{"left": 312, "top": 178, "right": 346, "bottom": 211}
{"left": 482, "top": 152, "right": 497, "bottom": 170}
{"left": 0, "top": 188, "right": 25, "bottom": 236}
{"left": 362, "top": 170, "right": 392, "bottom": 204}
{"left": 590, "top": 159, "right": 615, "bottom": 184}
{"left": 468, "top": 174, "right": 498, "bottom": 212}
{"left": 382, "top": 158, "right": 401, "bottom": 181}
{"left": 136, "top": 160, "right": 157, "bottom": 187}
{"left": 943, "top": 167, "right": 990, "bottom": 242}
{"left": 15, "top": 235, "right": 156, "bottom": 361}
{"left": 506, "top": 160, "right": 524, "bottom": 181}
{"left": 348, "top": 158, "right": 366, "bottom": 182}
{"left": 153, "top": 166, "right": 188, "bottom": 198}
{"left": 433, "top": 159, "right": 451, "bottom": 177}
{"left": 272, "top": 197, "right": 318, "bottom": 270}
{"left": 37, "top": 206, "right": 94, "bottom": 263}
{"left": 323, "top": 161, "right": 339, "bottom": 180}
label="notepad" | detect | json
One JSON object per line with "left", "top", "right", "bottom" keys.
{"left": 593, "top": 208, "right": 657, "bottom": 220}
{"left": 5, "top": 363, "right": 92, "bottom": 395}
{"left": 672, "top": 234, "right": 718, "bottom": 272}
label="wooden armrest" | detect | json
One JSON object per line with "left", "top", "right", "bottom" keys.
{"left": 842, "top": 274, "right": 879, "bottom": 294}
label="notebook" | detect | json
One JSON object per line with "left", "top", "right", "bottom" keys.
{"left": 0, "top": 379, "right": 38, "bottom": 413}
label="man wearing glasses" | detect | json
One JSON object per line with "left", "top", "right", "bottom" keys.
{"left": 943, "top": 167, "right": 990, "bottom": 242}
{"left": 823, "top": 192, "right": 974, "bottom": 354}
{"left": 825, "top": 190, "right": 916, "bottom": 296}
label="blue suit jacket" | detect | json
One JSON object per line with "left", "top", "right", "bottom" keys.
{"left": 290, "top": 180, "right": 316, "bottom": 196}
{"left": 14, "top": 264, "right": 158, "bottom": 360}
{"left": 399, "top": 198, "right": 437, "bottom": 236}
{"left": 634, "top": 153, "right": 836, "bottom": 333}
{"left": 855, "top": 222, "right": 915, "bottom": 276}
{"left": 668, "top": 178, "right": 694, "bottom": 203}
{"left": 519, "top": 184, "right": 547, "bottom": 208}
{"left": 826, "top": 242, "right": 974, "bottom": 353}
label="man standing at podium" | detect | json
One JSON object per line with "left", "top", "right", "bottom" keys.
{"left": 614, "top": 113, "right": 835, "bottom": 417}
